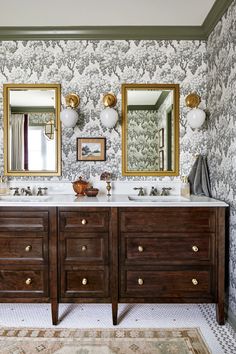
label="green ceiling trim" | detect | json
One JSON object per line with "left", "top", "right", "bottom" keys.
{"left": 202, "top": 0, "right": 234, "bottom": 37}
{"left": 0, "top": 26, "right": 205, "bottom": 40}
{"left": 0, "top": 1, "right": 233, "bottom": 41}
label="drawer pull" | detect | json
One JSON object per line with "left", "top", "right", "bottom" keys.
{"left": 82, "top": 278, "right": 88, "bottom": 285}
{"left": 192, "top": 278, "right": 198, "bottom": 286}
{"left": 138, "top": 278, "right": 144, "bottom": 285}
{"left": 192, "top": 245, "right": 199, "bottom": 252}
{"left": 81, "top": 245, "right": 87, "bottom": 251}
{"left": 138, "top": 246, "right": 144, "bottom": 252}
{"left": 81, "top": 219, "right": 87, "bottom": 225}
{"left": 25, "top": 278, "right": 32, "bottom": 285}
{"left": 25, "top": 245, "right": 32, "bottom": 252}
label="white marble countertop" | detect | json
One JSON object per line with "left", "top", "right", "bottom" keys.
{"left": 0, "top": 194, "right": 228, "bottom": 207}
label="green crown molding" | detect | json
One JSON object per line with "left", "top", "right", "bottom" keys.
{"left": 0, "top": 0, "right": 233, "bottom": 40}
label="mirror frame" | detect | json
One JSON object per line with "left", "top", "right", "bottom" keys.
{"left": 3, "top": 83, "right": 61, "bottom": 176}
{"left": 122, "top": 83, "right": 179, "bottom": 176}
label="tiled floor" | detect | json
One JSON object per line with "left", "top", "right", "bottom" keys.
{"left": 0, "top": 303, "right": 235, "bottom": 353}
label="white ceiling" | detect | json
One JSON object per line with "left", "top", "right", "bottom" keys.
{"left": 10, "top": 90, "right": 55, "bottom": 107}
{"left": 0, "top": 0, "right": 216, "bottom": 27}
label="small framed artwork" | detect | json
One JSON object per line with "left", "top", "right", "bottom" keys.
{"left": 159, "top": 150, "right": 164, "bottom": 171}
{"left": 77, "top": 137, "right": 106, "bottom": 161}
{"left": 159, "top": 128, "right": 164, "bottom": 148}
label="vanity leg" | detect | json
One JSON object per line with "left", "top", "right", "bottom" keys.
{"left": 112, "top": 301, "right": 118, "bottom": 325}
{"left": 216, "top": 302, "right": 225, "bottom": 325}
{"left": 51, "top": 300, "right": 58, "bottom": 325}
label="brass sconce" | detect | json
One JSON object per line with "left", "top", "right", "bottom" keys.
{"left": 60, "top": 93, "right": 80, "bottom": 128}
{"left": 185, "top": 93, "right": 206, "bottom": 130}
{"left": 100, "top": 93, "right": 118, "bottom": 128}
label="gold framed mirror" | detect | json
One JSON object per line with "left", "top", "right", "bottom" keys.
{"left": 122, "top": 83, "right": 179, "bottom": 176}
{"left": 3, "top": 83, "right": 61, "bottom": 176}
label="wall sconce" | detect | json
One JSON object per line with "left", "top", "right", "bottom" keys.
{"left": 100, "top": 93, "right": 118, "bottom": 129}
{"left": 44, "top": 118, "right": 54, "bottom": 140}
{"left": 60, "top": 93, "right": 80, "bottom": 128}
{"left": 185, "top": 93, "right": 206, "bottom": 130}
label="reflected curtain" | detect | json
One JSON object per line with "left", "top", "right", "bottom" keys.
{"left": 11, "top": 114, "right": 28, "bottom": 171}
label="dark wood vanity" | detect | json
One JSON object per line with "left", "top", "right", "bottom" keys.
{"left": 0, "top": 205, "right": 226, "bottom": 325}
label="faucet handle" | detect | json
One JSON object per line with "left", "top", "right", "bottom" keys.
{"left": 134, "top": 187, "right": 145, "bottom": 196}
{"left": 10, "top": 187, "right": 20, "bottom": 196}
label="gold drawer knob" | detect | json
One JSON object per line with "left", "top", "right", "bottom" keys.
{"left": 192, "top": 278, "right": 198, "bottom": 286}
{"left": 138, "top": 278, "right": 144, "bottom": 285}
{"left": 81, "top": 219, "right": 87, "bottom": 225}
{"left": 192, "top": 245, "right": 199, "bottom": 252}
{"left": 138, "top": 246, "right": 143, "bottom": 252}
{"left": 82, "top": 278, "right": 88, "bottom": 285}
{"left": 81, "top": 245, "right": 87, "bottom": 251}
{"left": 25, "top": 278, "right": 32, "bottom": 285}
{"left": 25, "top": 245, "right": 32, "bottom": 252}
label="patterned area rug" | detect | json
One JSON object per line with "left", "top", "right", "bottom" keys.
{"left": 0, "top": 327, "right": 210, "bottom": 354}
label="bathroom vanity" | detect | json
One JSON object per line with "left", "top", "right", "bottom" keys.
{"left": 0, "top": 195, "right": 227, "bottom": 326}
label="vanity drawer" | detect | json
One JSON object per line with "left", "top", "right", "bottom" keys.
{"left": 59, "top": 208, "right": 109, "bottom": 232}
{"left": 63, "top": 234, "right": 108, "bottom": 264}
{"left": 121, "top": 270, "right": 213, "bottom": 298}
{"left": 0, "top": 237, "right": 45, "bottom": 263}
{"left": 120, "top": 208, "right": 216, "bottom": 233}
{"left": 0, "top": 269, "right": 47, "bottom": 297}
{"left": 122, "top": 233, "right": 214, "bottom": 264}
{"left": 0, "top": 210, "right": 49, "bottom": 232}
{"left": 62, "top": 268, "right": 109, "bottom": 297}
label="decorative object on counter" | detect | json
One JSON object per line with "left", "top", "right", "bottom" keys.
{"left": 72, "top": 176, "right": 89, "bottom": 196}
{"left": 188, "top": 155, "right": 211, "bottom": 197}
{"left": 0, "top": 176, "right": 9, "bottom": 195}
{"left": 77, "top": 137, "right": 106, "bottom": 161}
{"left": 60, "top": 93, "right": 80, "bottom": 128}
{"left": 100, "top": 171, "right": 112, "bottom": 197}
{"left": 100, "top": 93, "right": 118, "bottom": 128}
{"left": 84, "top": 186, "right": 99, "bottom": 197}
{"left": 180, "top": 176, "right": 190, "bottom": 198}
{"left": 185, "top": 93, "right": 206, "bottom": 130}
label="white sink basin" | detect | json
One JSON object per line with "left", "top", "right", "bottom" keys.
{"left": 128, "top": 195, "right": 189, "bottom": 202}
{"left": 0, "top": 195, "right": 50, "bottom": 202}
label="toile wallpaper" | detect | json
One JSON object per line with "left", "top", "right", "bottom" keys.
{"left": 0, "top": 39, "right": 207, "bottom": 181}
{"left": 127, "top": 110, "right": 159, "bottom": 171}
{"left": 207, "top": 0, "right": 236, "bottom": 323}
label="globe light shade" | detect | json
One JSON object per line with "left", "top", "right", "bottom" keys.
{"left": 60, "top": 107, "right": 79, "bottom": 128}
{"left": 187, "top": 108, "right": 206, "bottom": 130}
{"left": 100, "top": 107, "right": 118, "bottom": 129}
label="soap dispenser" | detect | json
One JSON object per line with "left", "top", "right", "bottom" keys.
{"left": 180, "top": 176, "right": 190, "bottom": 198}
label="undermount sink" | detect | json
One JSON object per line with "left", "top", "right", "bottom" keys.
{"left": 0, "top": 195, "right": 50, "bottom": 202}
{"left": 128, "top": 195, "right": 189, "bottom": 202}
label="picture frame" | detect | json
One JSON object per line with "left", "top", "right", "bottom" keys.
{"left": 159, "top": 128, "right": 164, "bottom": 148}
{"left": 77, "top": 137, "right": 106, "bottom": 161}
{"left": 159, "top": 150, "right": 164, "bottom": 171}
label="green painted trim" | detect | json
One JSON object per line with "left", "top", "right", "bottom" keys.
{"left": 155, "top": 91, "right": 169, "bottom": 111}
{"left": 0, "top": 1, "right": 233, "bottom": 41}
{"left": 203, "top": 0, "right": 234, "bottom": 37}
{"left": 228, "top": 308, "right": 236, "bottom": 331}
{"left": 127, "top": 105, "right": 157, "bottom": 111}
{"left": 0, "top": 26, "right": 205, "bottom": 41}
{"left": 11, "top": 106, "right": 55, "bottom": 113}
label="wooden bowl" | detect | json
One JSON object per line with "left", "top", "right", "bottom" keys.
{"left": 84, "top": 188, "right": 99, "bottom": 197}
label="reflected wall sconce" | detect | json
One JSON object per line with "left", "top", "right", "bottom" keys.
{"left": 44, "top": 117, "right": 54, "bottom": 140}
{"left": 185, "top": 93, "right": 206, "bottom": 130}
{"left": 100, "top": 93, "right": 118, "bottom": 129}
{"left": 60, "top": 93, "right": 80, "bottom": 128}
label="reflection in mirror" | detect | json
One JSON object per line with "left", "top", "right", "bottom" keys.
{"left": 3, "top": 84, "right": 61, "bottom": 176}
{"left": 122, "top": 84, "right": 179, "bottom": 176}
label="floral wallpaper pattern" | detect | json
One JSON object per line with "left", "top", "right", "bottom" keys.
{"left": 0, "top": 39, "right": 208, "bottom": 181}
{"left": 207, "top": 0, "right": 236, "bottom": 322}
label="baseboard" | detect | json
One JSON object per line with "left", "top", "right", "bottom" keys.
{"left": 227, "top": 309, "right": 236, "bottom": 331}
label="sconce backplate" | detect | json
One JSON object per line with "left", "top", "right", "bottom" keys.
{"left": 185, "top": 93, "right": 201, "bottom": 108}
{"left": 103, "top": 93, "right": 117, "bottom": 107}
{"left": 65, "top": 93, "right": 80, "bottom": 108}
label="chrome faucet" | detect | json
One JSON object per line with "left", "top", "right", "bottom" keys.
{"left": 133, "top": 187, "right": 145, "bottom": 196}
{"left": 21, "top": 186, "right": 33, "bottom": 196}
{"left": 160, "top": 187, "right": 172, "bottom": 196}
{"left": 149, "top": 186, "right": 158, "bottom": 196}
